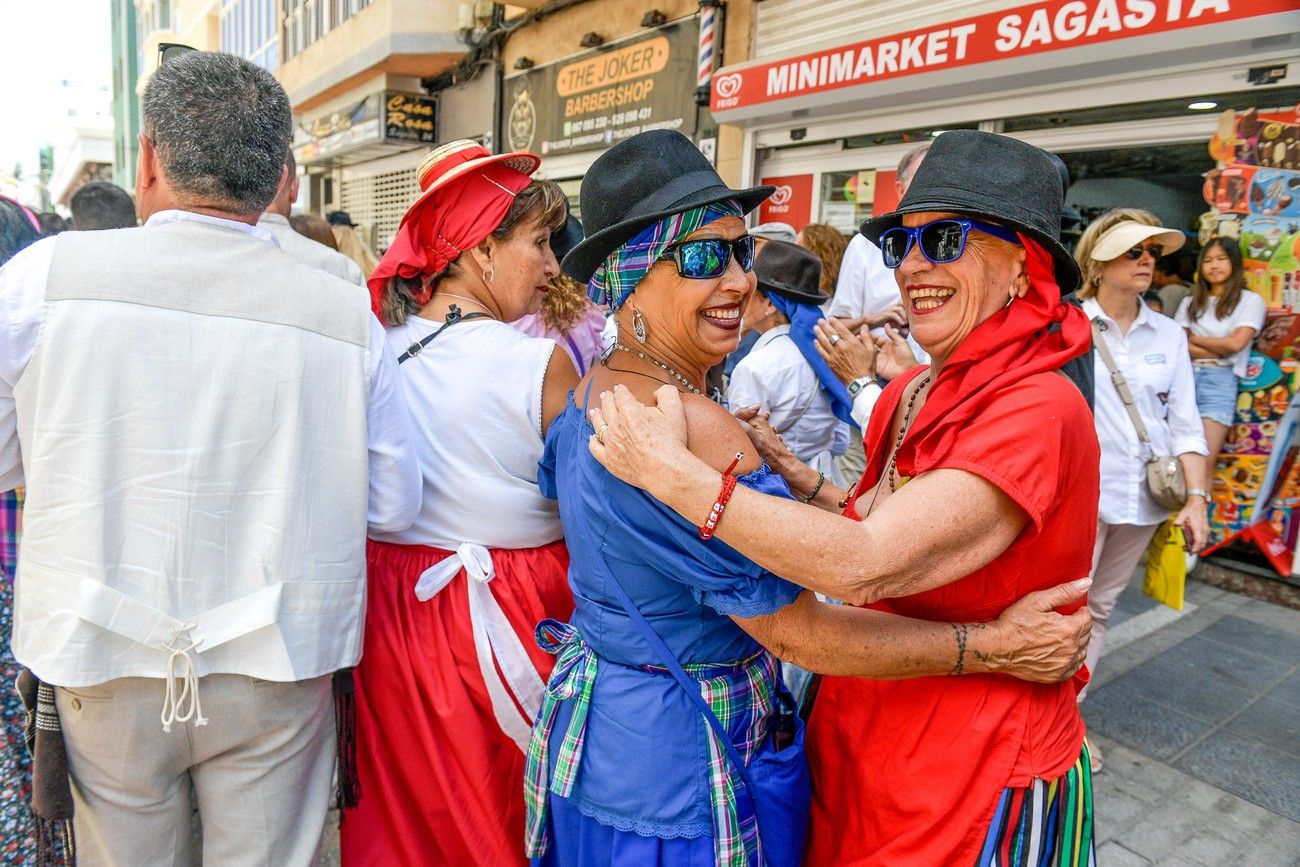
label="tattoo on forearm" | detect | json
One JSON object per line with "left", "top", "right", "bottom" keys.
{"left": 950, "top": 623, "right": 968, "bottom": 675}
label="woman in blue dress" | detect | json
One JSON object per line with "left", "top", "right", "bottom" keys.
{"left": 524, "top": 130, "right": 1093, "bottom": 867}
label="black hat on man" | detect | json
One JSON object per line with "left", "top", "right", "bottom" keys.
{"left": 549, "top": 201, "right": 585, "bottom": 263}
{"left": 859, "top": 130, "right": 1081, "bottom": 294}
{"left": 563, "top": 130, "right": 773, "bottom": 283}
{"left": 326, "top": 210, "right": 357, "bottom": 227}
{"left": 754, "top": 240, "right": 828, "bottom": 306}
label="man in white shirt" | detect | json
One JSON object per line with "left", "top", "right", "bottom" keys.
{"left": 258, "top": 150, "right": 366, "bottom": 286}
{"left": 729, "top": 240, "right": 850, "bottom": 483}
{"left": 0, "top": 51, "right": 419, "bottom": 865}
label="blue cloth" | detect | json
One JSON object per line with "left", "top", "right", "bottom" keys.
{"left": 724, "top": 329, "right": 760, "bottom": 379}
{"left": 535, "top": 394, "right": 802, "bottom": 841}
{"left": 764, "top": 292, "right": 855, "bottom": 426}
{"left": 1192, "top": 364, "right": 1238, "bottom": 427}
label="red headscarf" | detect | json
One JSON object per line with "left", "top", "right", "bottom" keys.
{"left": 367, "top": 163, "right": 533, "bottom": 317}
{"left": 893, "top": 234, "right": 1091, "bottom": 478}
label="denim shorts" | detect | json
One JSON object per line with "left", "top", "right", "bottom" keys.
{"left": 1193, "top": 364, "right": 1239, "bottom": 427}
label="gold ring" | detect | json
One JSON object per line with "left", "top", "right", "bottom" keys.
{"left": 596, "top": 424, "right": 609, "bottom": 443}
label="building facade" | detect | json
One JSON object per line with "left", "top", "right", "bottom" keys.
{"left": 278, "top": 0, "right": 462, "bottom": 253}
{"left": 110, "top": 0, "right": 141, "bottom": 191}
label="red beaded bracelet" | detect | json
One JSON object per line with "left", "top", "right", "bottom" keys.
{"left": 699, "top": 452, "right": 743, "bottom": 541}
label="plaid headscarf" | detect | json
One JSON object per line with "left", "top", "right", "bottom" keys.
{"left": 587, "top": 200, "right": 741, "bottom": 310}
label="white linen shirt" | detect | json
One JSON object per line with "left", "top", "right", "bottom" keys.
{"left": 727, "top": 324, "right": 849, "bottom": 480}
{"left": 1174, "top": 290, "right": 1267, "bottom": 378}
{"left": 827, "top": 233, "right": 931, "bottom": 364}
{"left": 0, "top": 209, "right": 420, "bottom": 533}
{"left": 258, "top": 212, "right": 367, "bottom": 287}
{"left": 1084, "top": 297, "right": 1208, "bottom": 526}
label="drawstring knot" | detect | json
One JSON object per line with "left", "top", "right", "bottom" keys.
{"left": 160, "top": 623, "right": 208, "bottom": 732}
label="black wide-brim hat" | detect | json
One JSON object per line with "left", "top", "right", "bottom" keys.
{"left": 562, "top": 130, "right": 773, "bottom": 283}
{"left": 859, "top": 130, "right": 1081, "bottom": 295}
{"left": 549, "top": 212, "right": 584, "bottom": 263}
{"left": 755, "top": 239, "right": 828, "bottom": 306}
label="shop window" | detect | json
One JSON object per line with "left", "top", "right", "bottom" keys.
{"left": 819, "top": 170, "right": 877, "bottom": 234}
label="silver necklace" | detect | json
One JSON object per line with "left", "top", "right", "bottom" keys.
{"left": 612, "top": 342, "right": 703, "bottom": 395}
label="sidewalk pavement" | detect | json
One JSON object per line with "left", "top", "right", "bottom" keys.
{"left": 317, "top": 572, "right": 1300, "bottom": 866}
{"left": 1081, "top": 571, "right": 1300, "bottom": 866}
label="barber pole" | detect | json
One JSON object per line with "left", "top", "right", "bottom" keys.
{"left": 697, "top": 2, "right": 717, "bottom": 89}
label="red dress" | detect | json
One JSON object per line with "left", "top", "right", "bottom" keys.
{"left": 340, "top": 540, "right": 574, "bottom": 867}
{"left": 805, "top": 366, "right": 1099, "bottom": 865}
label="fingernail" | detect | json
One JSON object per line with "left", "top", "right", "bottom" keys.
{"left": 600, "top": 391, "right": 610, "bottom": 399}
{"left": 1074, "top": 577, "right": 1093, "bottom": 590}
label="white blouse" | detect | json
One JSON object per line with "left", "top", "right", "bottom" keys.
{"left": 1174, "top": 290, "right": 1267, "bottom": 378}
{"left": 1084, "top": 297, "right": 1208, "bottom": 527}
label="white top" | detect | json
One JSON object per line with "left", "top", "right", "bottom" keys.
{"left": 371, "top": 316, "right": 563, "bottom": 550}
{"left": 0, "top": 210, "right": 421, "bottom": 688}
{"left": 727, "top": 324, "right": 849, "bottom": 478}
{"left": 1084, "top": 297, "right": 1208, "bottom": 526}
{"left": 258, "top": 212, "right": 366, "bottom": 287}
{"left": 1174, "top": 290, "right": 1267, "bottom": 378}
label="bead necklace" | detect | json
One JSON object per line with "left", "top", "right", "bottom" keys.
{"left": 612, "top": 342, "right": 703, "bottom": 395}
{"left": 861, "top": 373, "right": 932, "bottom": 516}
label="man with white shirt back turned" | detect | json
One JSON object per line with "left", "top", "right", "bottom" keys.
{"left": 0, "top": 51, "right": 419, "bottom": 866}
{"left": 258, "top": 149, "right": 366, "bottom": 286}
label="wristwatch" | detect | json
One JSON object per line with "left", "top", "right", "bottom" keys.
{"left": 847, "top": 375, "right": 877, "bottom": 398}
{"left": 1186, "top": 488, "right": 1210, "bottom": 500}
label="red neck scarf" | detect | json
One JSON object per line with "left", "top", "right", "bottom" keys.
{"left": 891, "top": 235, "right": 1090, "bottom": 479}
{"left": 367, "top": 164, "right": 532, "bottom": 316}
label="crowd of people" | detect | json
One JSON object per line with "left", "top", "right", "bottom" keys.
{"left": 0, "top": 48, "right": 1274, "bottom": 866}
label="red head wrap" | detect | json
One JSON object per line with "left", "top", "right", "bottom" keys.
{"left": 367, "top": 157, "right": 534, "bottom": 317}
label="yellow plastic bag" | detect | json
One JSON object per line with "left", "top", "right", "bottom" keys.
{"left": 1143, "top": 520, "right": 1187, "bottom": 610}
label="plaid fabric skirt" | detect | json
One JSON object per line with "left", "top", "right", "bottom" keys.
{"left": 975, "top": 741, "right": 1096, "bottom": 867}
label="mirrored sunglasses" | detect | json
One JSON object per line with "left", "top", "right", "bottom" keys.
{"left": 658, "top": 235, "right": 756, "bottom": 279}
{"left": 880, "top": 218, "right": 1021, "bottom": 269}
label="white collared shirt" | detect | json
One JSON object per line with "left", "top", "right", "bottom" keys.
{"left": 257, "top": 212, "right": 367, "bottom": 287}
{"left": 0, "top": 209, "right": 419, "bottom": 532}
{"left": 727, "top": 324, "right": 849, "bottom": 480}
{"left": 1084, "top": 296, "right": 1207, "bottom": 526}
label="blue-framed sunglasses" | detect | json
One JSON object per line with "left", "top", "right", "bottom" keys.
{"left": 879, "top": 218, "right": 1021, "bottom": 269}
{"left": 657, "top": 235, "right": 756, "bottom": 279}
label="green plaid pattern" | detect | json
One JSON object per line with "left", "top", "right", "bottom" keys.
{"left": 523, "top": 616, "right": 779, "bottom": 867}
{"left": 524, "top": 619, "right": 598, "bottom": 858}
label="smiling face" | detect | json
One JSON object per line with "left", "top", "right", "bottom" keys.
{"left": 481, "top": 215, "right": 561, "bottom": 320}
{"left": 623, "top": 215, "right": 755, "bottom": 374}
{"left": 1097, "top": 241, "right": 1159, "bottom": 297}
{"left": 893, "top": 211, "right": 1027, "bottom": 365}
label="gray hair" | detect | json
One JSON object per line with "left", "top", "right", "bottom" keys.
{"left": 897, "top": 144, "right": 930, "bottom": 185}
{"left": 141, "top": 52, "right": 292, "bottom": 215}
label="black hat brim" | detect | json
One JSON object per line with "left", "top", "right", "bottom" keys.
{"left": 758, "top": 279, "right": 829, "bottom": 306}
{"left": 860, "top": 204, "right": 1081, "bottom": 296}
{"left": 563, "top": 182, "right": 774, "bottom": 284}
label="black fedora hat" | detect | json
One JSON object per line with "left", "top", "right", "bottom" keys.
{"left": 562, "top": 130, "right": 773, "bottom": 283}
{"left": 754, "top": 240, "right": 828, "bottom": 306}
{"left": 859, "top": 130, "right": 1081, "bottom": 294}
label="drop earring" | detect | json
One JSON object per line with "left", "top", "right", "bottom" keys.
{"left": 633, "top": 308, "right": 648, "bottom": 343}
{"left": 483, "top": 266, "right": 495, "bottom": 285}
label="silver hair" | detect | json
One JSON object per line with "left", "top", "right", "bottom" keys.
{"left": 897, "top": 143, "right": 931, "bottom": 185}
{"left": 141, "top": 52, "right": 292, "bottom": 215}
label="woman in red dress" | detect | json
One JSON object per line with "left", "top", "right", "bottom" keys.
{"left": 586, "top": 130, "right": 1100, "bottom": 865}
{"left": 340, "top": 140, "right": 577, "bottom": 866}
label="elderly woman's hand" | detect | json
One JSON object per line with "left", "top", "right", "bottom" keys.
{"left": 982, "top": 578, "right": 1093, "bottom": 683}
{"left": 588, "top": 384, "right": 690, "bottom": 490}
{"left": 873, "top": 325, "right": 921, "bottom": 381}
{"left": 1175, "top": 497, "right": 1209, "bottom": 553}
{"left": 814, "top": 318, "right": 876, "bottom": 385}
{"left": 733, "top": 405, "right": 799, "bottom": 476}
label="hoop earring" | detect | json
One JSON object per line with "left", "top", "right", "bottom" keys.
{"left": 632, "top": 308, "right": 648, "bottom": 343}
{"left": 483, "top": 266, "right": 495, "bottom": 285}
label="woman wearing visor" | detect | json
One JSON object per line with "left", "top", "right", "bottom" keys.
{"left": 584, "top": 131, "right": 1102, "bottom": 865}
{"left": 528, "top": 130, "right": 1093, "bottom": 867}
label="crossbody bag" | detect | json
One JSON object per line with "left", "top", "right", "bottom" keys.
{"left": 1090, "top": 318, "right": 1187, "bottom": 511}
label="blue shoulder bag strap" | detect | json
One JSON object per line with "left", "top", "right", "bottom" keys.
{"left": 600, "top": 562, "right": 759, "bottom": 799}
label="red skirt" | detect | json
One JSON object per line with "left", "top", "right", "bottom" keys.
{"left": 340, "top": 538, "right": 573, "bottom": 867}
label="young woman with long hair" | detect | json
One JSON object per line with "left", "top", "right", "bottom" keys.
{"left": 1174, "top": 238, "right": 1266, "bottom": 472}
